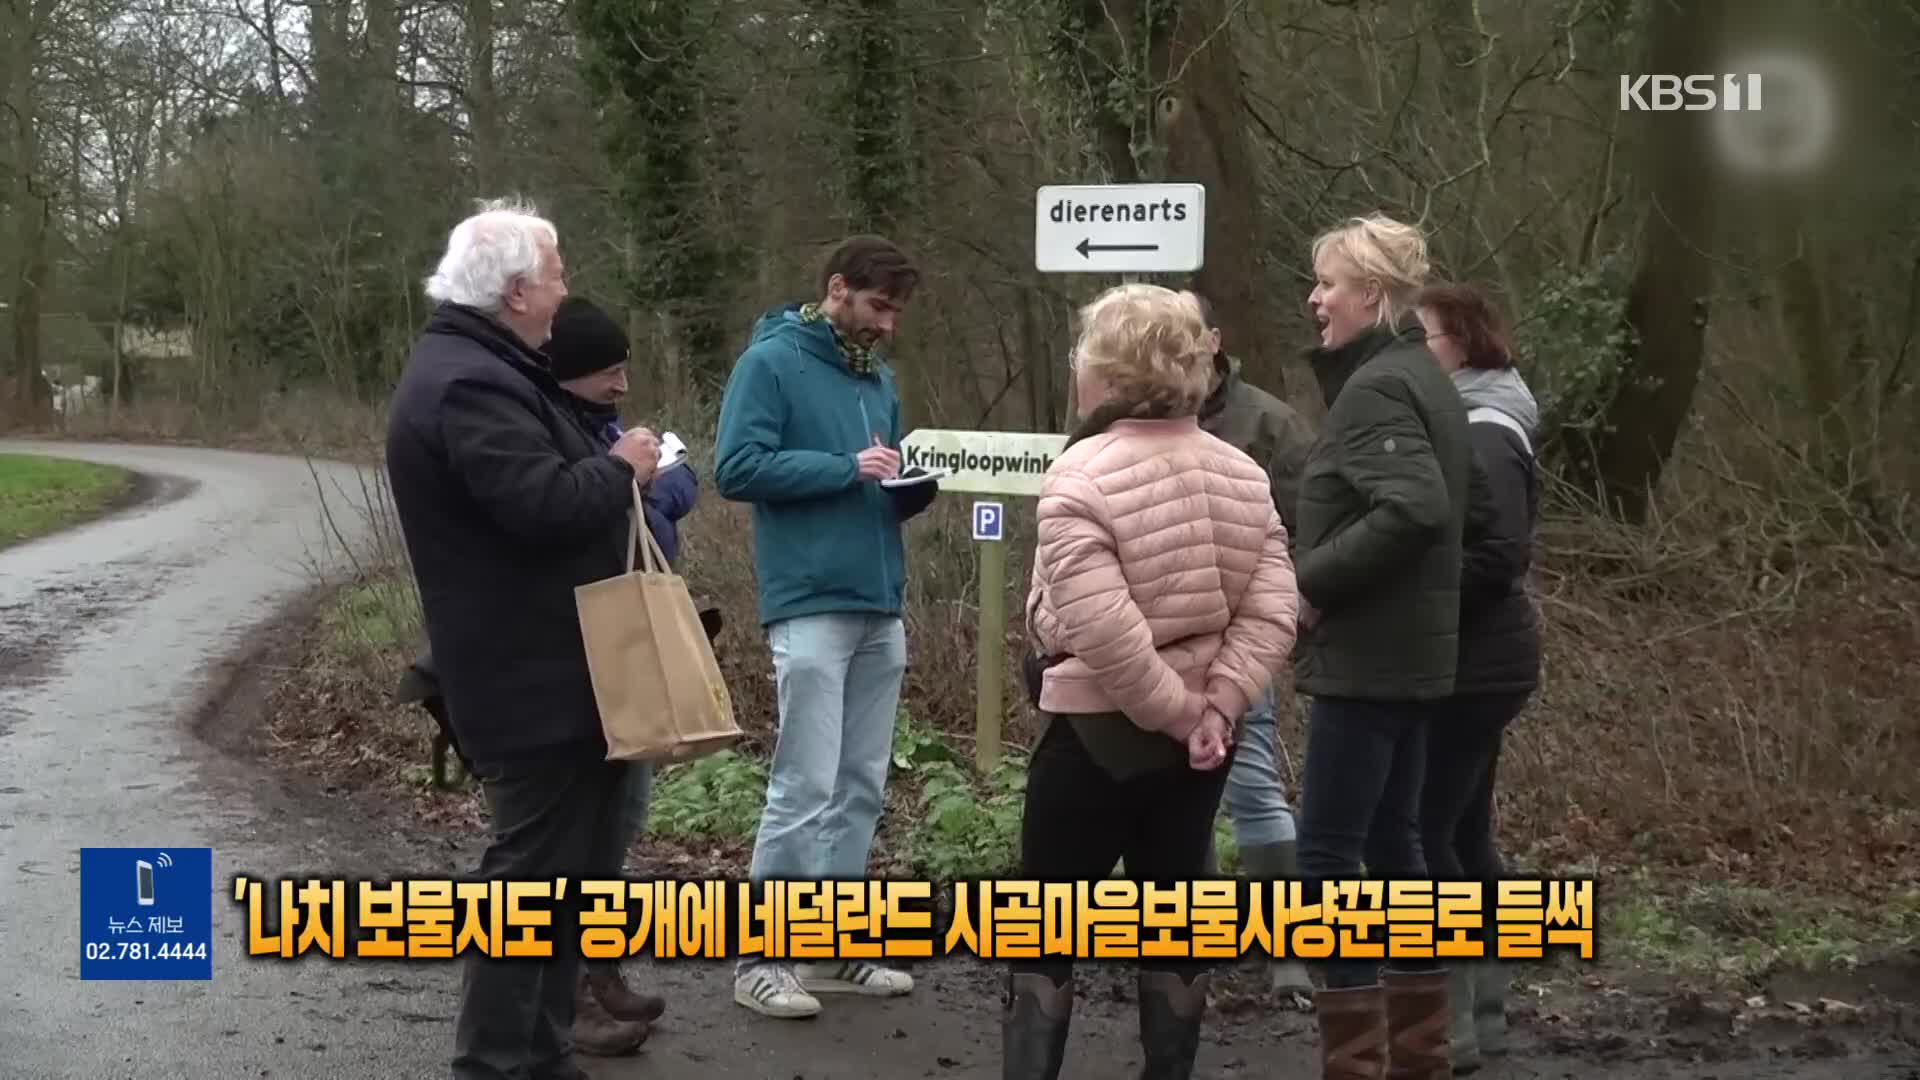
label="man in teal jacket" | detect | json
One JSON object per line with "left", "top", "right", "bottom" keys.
{"left": 714, "top": 234, "right": 938, "bottom": 1021}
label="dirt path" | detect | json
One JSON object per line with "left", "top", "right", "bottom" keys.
{"left": 1, "top": 439, "right": 1912, "bottom": 1079}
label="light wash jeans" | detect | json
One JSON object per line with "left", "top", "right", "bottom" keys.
{"left": 739, "top": 612, "right": 906, "bottom": 972}
{"left": 1221, "top": 686, "right": 1298, "bottom": 848}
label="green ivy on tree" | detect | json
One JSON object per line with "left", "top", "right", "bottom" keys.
{"left": 572, "top": 0, "right": 726, "bottom": 378}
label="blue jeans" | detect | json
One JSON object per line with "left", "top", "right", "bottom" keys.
{"left": 1296, "top": 695, "right": 1437, "bottom": 987}
{"left": 1221, "top": 686, "right": 1298, "bottom": 847}
{"left": 740, "top": 612, "right": 906, "bottom": 969}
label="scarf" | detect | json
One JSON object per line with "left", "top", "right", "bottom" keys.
{"left": 798, "top": 302, "right": 876, "bottom": 376}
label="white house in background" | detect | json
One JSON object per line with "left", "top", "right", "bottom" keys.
{"left": 51, "top": 374, "right": 103, "bottom": 414}
{"left": 119, "top": 325, "right": 193, "bottom": 362}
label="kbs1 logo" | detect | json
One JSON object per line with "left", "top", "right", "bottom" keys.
{"left": 1619, "top": 49, "right": 1838, "bottom": 177}
{"left": 1618, "top": 73, "right": 1762, "bottom": 112}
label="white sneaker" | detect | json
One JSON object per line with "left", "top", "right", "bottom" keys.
{"left": 795, "top": 960, "right": 914, "bottom": 996}
{"left": 734, "top": 963, "right": 822, "bottom": 1018}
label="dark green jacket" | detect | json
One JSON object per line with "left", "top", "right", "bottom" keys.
{"left": 1197, "top": 353, "right": 1317, "bottom": 539}
{"left": 1291, "top": 320, "right": 1471, "bottom": 701}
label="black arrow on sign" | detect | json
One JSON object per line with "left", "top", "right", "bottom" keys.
{"left": 1076, "top": 238, "right": 1161, "bottom": 258}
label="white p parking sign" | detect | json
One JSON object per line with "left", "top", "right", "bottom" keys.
{"left": 971, "top": 501, "right": 1004, "bottom": 543}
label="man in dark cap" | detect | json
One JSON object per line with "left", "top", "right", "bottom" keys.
{"left": 545, "top": 296, "right": 699, "bottom": 564}
{"left": 1190, "top": 292, "right": 1319, "bottom": 998}
{"left": 541, "top": 294, "right": 698, "bottom": 1044}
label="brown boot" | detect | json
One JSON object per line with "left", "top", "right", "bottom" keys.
{"left": 572, "top": 969, "right": 650, "bottom": 1056}
{"left": 1383, "top": 969, "right": 1452, "bottom": 1080}
{"left": 586, "top": 961, "right": 666, "bottom": 1023}
{"left": 1314, "top": 984, "right": 1388, "bottom": 1080}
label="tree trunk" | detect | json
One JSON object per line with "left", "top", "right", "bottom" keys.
{"left": 111, "top": 239, "right": 129, "bottom": 416}
{"left": 11, "top": 198, "right": 50, "bottom": 421}
{"left": 1051, "top": 0, "right": 1150, "bottom": 182}
{"left": 841, "top": 0, "right": 906, "bottom": 234}
{"left": 1159, "top": 0, "right": 1267, "bottom": 392}
{"left": 1773, "top": 204, "right": 1847, "bottom": 460}
{"left": 263, "top": 0, "right": 285, "bottom": 101}
{"left": 1581, "top": 0, "right": 1720, "bottom": 522}
{"left": 5, "top": 0, "right": 51, "bottom": 422}
{"left": 1021, "top": 285, "right": 1051, "bottom": 432}
{"left": 465, "top": 0, "right": 498, "bottom": 190}
{"left": 308, "top": 0, "right": 351, "bottom": 191}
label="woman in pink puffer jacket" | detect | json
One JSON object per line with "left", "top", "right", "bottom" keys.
{"left": 1002, "top": 284, "right": 1301, "bottom": 1079}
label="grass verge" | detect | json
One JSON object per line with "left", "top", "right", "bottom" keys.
{"left": 1603, "top": 870, "right": 1920, "bottom": 983}
{"left": 0, "top": 452, "right": 136, "bottom": 549}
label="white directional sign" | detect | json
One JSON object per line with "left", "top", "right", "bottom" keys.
{"left": 900, "top": 429, "right": 1069, "bottom": 497}
{"left": 1035, "top": 182, "right": 1206, "bottom": 274}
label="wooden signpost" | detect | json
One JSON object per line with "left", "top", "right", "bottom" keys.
{"left": 912, "top": 181, "right": 1207, "bottom": 771}
{"left": 900, "top": 428, "right": 1066, "bottom": 771}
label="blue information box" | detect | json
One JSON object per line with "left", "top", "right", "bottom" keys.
{"left": 79, "top": 847, "right": 213, "bottom": 980}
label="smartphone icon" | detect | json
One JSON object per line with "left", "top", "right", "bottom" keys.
{"left": 136, "top": 860, "right": 155, "bottom": 906}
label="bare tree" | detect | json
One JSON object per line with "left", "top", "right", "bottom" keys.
{"left": 1564, "top": 0, "right": 1720, "bottom": 522}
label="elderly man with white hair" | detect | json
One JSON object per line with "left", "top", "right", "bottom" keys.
{"left": 385, "top": 197, "right": 663, "bottom": 1079}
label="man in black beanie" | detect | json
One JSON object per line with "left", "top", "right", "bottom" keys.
{"left": 546, "top": 297, "right": 699, "bottom": 563}
{"left": 540, "top": 294, "right": 698, "bottom": 1044}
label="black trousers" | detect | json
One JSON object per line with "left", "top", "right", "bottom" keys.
{"left": 451, "top": 755, "right": 630, "bottom": 1080}
{"left": 1420, "top": 690, "right": 1529, "bottom": 948}
{"left": 1011, "top": 717, "right": 1231, "bottom": 989}
{"left": 1295, "top": 695, "right": 1439, "bottom": 988}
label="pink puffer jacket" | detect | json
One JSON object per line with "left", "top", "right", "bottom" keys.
{"left": 1024, "top": 416, "right": 1300, "bottom": 740}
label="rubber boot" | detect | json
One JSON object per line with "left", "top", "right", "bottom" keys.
{"left": 1445, "top": 967, "right": 1481, "bottom": 1074}
{"left": 1002, "top": 972, "right": 1072, "bottom": 1080}
{"left": 1383, "top": 969, "right": 1452, "bottom": 1080}
{"left": 572, "top": 969, "right": 650, "bottom": 1056}
{"left": 1313, "top": 984, "right": 1388, "bottom": 1080}
{"left": 1136, "top": 970, "right": 1208, "bottom": 1080}
{"left": 1237, "top": 840, "right": 1316, "bottom": 994}
{"left": 587, "top": 961, "right": 666, "bottom": 1023}
{"left": 1471, "top": 963, "right": 1508, "bottom": 1057}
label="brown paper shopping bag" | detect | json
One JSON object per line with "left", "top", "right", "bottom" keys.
{"left": 575, "top": 482, "right": 744, "bottom": 763}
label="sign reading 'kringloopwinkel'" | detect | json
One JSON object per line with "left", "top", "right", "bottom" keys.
{"left": 900, "top": 429, "right": 1069, "bottom": 497}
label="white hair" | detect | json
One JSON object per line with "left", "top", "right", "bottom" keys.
{"left": 423, "top": 197, "right": 559, "bottom": 311}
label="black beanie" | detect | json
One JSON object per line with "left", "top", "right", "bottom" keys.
{"left": 544, "top": 296, "right": 629, "bottom": 381}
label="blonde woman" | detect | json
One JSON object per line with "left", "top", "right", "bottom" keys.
{"left": 1293, "top": 214, "right": 1471, "bottom": 1080}
{"left": 1005, "top": 284, "right": 1299, "bottom": 1079}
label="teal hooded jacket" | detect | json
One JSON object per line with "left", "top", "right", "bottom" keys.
{"left": 713, "top": 303, "right": 935, "bottom": 627}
